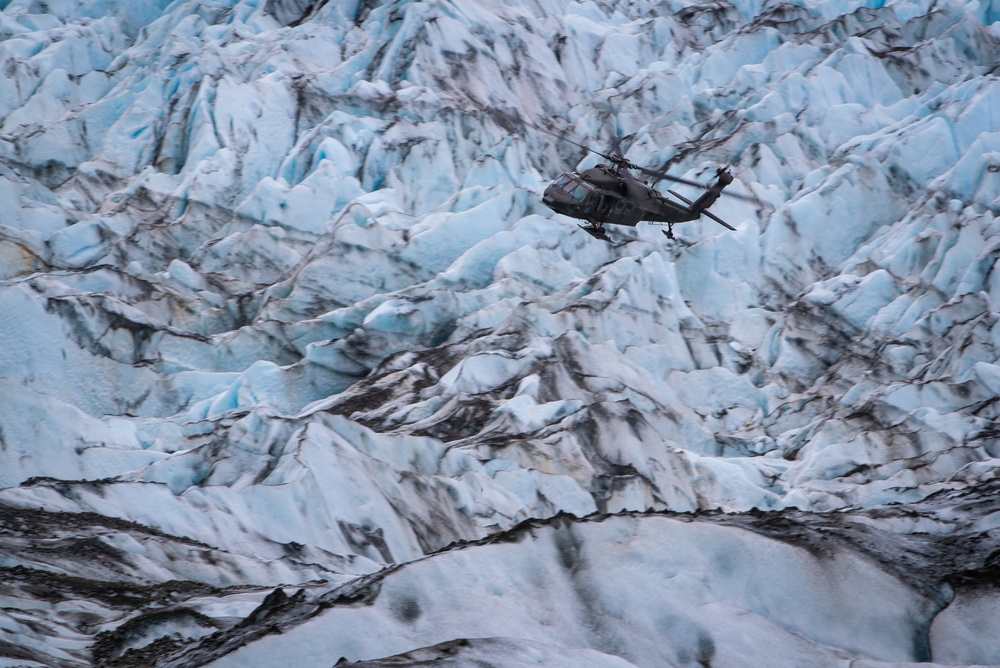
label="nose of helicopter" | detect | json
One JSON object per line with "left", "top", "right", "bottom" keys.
{"left": 542, "top": 183, "right": 573, "bottom": 214}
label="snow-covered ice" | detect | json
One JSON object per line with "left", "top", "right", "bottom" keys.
{"left": 1, "top": 0, "right": 1000, "bottom": 665}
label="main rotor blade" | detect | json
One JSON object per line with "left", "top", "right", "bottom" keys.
{"left": 640, "top": 165, "right": 762, "bottom": 203}
{"left": 716, "top": 188, "right": 763, "bottom": 204}
{"left": 633, "top": 164, "right": 707, "bottom": 189}
{"left": 509, "top": 115, "right": 618, "bottom": 164}
{"left": 609, "top": 134, "right": 625, "bottom": 159}
{"left": 550, "top": 131, "right": 617, "bottom": 164}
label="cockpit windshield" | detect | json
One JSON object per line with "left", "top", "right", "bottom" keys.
{"left": 553, "top": 173, "right": 594, "bottom": 203}
{"left": 550, "top": 173, "right": 595, "bottom": 204}
{"left": 554, "top": 173, "right": 574, "bottom": 188}
{"left": 568, "top": 182, "right": 592, "bottom": 202}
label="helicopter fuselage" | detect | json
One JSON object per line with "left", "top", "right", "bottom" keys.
{"left": 542, "top": 164, "right": 697, "bottom": 228}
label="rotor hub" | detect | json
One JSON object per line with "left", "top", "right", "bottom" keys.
{"left": 609, "top": 154, "right": 639, "bottom": 173}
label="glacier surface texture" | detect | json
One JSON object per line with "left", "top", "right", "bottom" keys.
{"left": 1, "top": 0, "right": 1000, "bottom": 665}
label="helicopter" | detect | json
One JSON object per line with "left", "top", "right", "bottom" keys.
{"left": 538, "top": 132, "right": 750, "bottom": 242}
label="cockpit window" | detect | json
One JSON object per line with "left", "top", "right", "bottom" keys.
{"left": 554, "top": 173, "right": 574, "bottom": 188}
{"left": 551, "top": 173, "right": 593, "bottom": 203}
{"left": 569, "top": 181, "right": 592, "bottom": 202}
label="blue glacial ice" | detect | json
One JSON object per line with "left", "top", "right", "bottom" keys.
{"left": 1, "top": 0, "right": 1000, "bottom": 665}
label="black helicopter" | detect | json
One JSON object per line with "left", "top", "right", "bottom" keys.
{"left": 540, "top": 134, "right": 746, "bottom": 242}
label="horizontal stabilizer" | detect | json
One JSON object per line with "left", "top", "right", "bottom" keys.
{"left": 667, "top": 189, "right": 693, "bottom": 205}
{"left": 702, "top": 209, "right": 736, "bottom": 231}
{"left": 668, "top": 190, "right": 735, "bottom": 231}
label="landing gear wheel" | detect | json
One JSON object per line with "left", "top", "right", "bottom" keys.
{"left": 662, "top": 223, "right": 675, "bottom": 240}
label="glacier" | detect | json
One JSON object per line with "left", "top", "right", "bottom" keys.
{"left": 1, "top": 0, "right": 1000, "bottom": 665}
